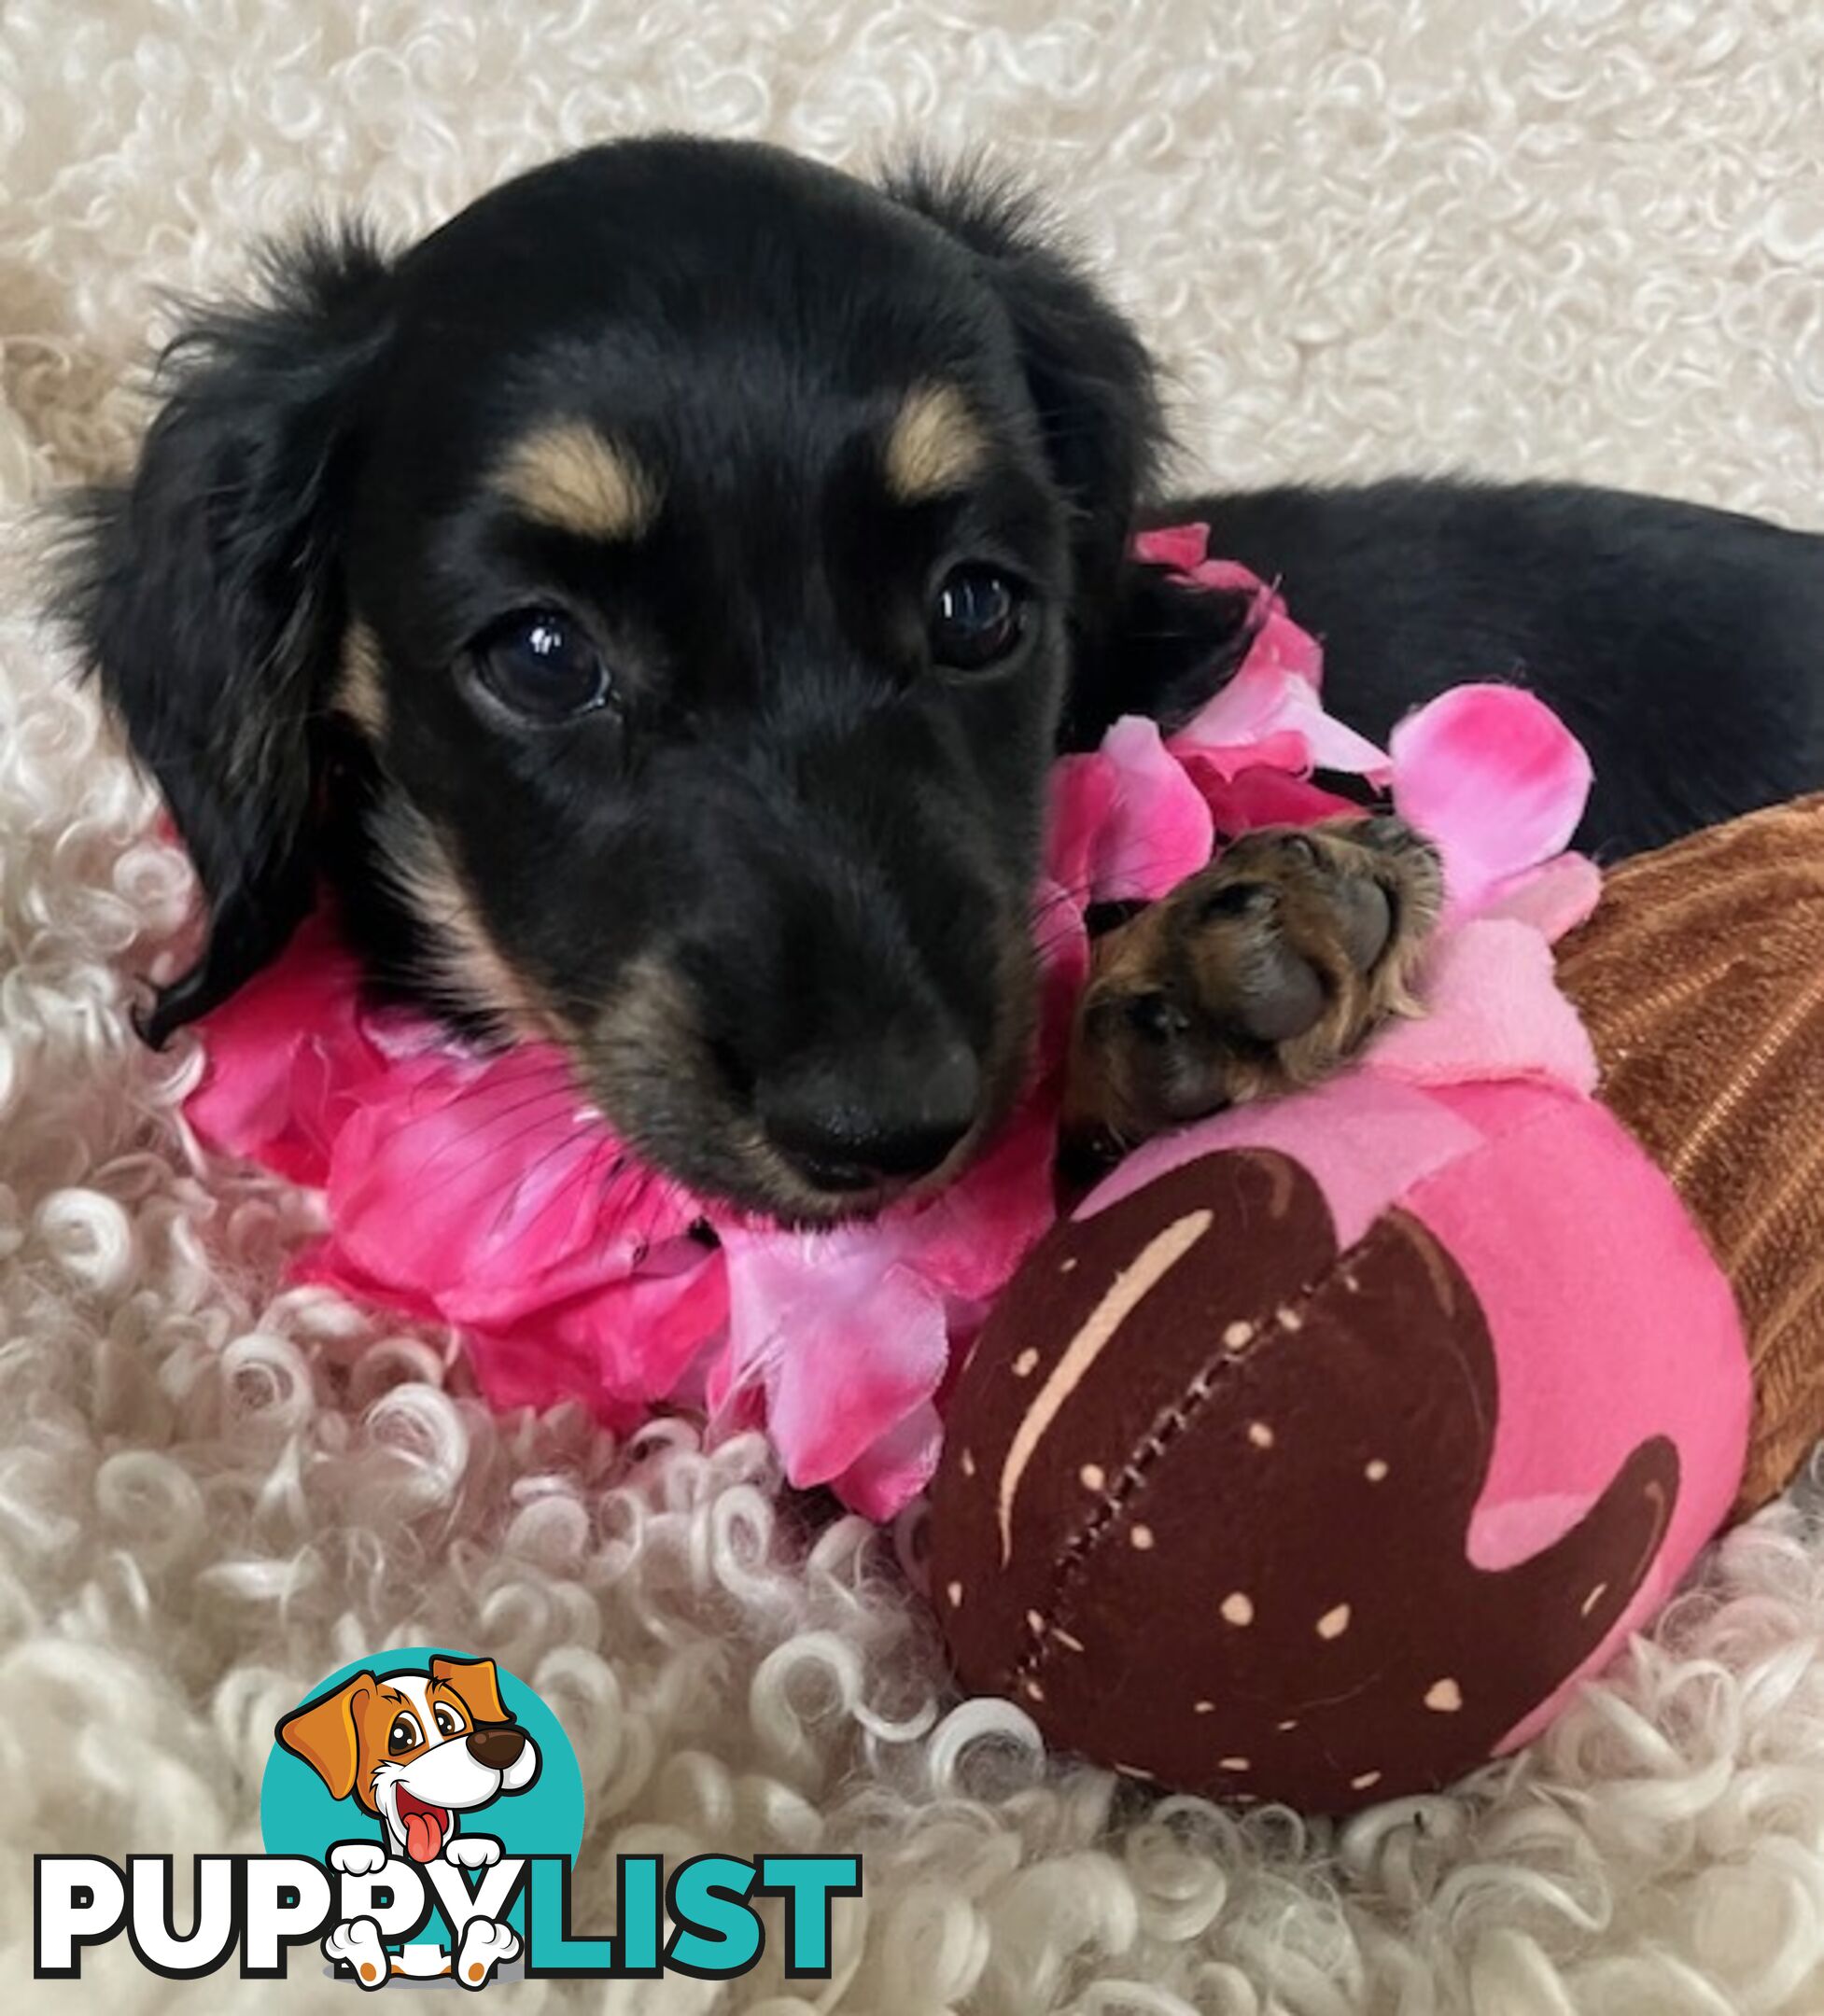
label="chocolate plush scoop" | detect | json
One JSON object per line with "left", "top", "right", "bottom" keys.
{"left": 928, "top": 1149, "right": 1682, "bottom": 1813}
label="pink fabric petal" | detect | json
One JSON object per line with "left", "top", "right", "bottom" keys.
{"left": 831, "top": 1401, "right": 945, "bottom": 1521}
{"left": 1185, "top": 557, "right": 1269, "bottom": 595}
{"left": 719, "top": 1224, "right": 953, "bottom": 1490}
{"left": 1184, "top": 759, "right": 1364, "bottom": 835}
{"left": 512, "top": 1250, "right": 725, "bottom": 1411}
{"left": 1391, "top": 685, "right": 1593, "bottom": 915}
{"left": 186, "top": 915, "right": 385, "bottom": 1185}
{"left": 1045, "top": 753, "right": 1118, "bottom": 898}
{"left": 327, "top": 1046, "right": 696, "bottom": 1323}
{"left": 1171, "top": 663, "right": 1391, "bottom": 783}
{"left": 464, "top": 1308, "right": 658, "bottom": 1434}
{"left": 1175, "top": 728, "right": 1313, "bottom": 786}
{"left": 889, "top": 1099, "right": 1060, "bottom": 1303}
{"left": 1144, "top": 554, "right": 1325, "bottom": 687}
{"left": 1221, "top": 584, "right": 1325, "bottom": 688}
{"left": 292, "top": 1237, "right": 446, "bottom": 1328}
{"left": 1132, "top": 523, "right": 1212, "bottom": 572}
{"left": 1368, "top": 919, "right": 1599, "bottom": 1097}
{"left": 1474, "top": 852, "right": 1604, "bottom": 944}
{"left": 1089, "top": 716, "right": 1214, "bottom": 902}
{"left": 1133, "top": 534, "right": 1311, "bottom": 673}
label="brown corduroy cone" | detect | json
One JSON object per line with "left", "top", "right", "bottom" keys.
{"left": 1555, "top": 792, "right": 1824, "bottom": 1517}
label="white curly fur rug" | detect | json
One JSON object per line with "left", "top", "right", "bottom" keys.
{"left": 6, "top": 3, "right": 1824, "bottom": 2009}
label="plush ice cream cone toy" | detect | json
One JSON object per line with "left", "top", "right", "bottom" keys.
{"left": 929, "top": 791, "right": 1824, "bottom": 1813}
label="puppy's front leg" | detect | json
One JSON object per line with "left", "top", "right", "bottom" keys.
{"left": 1064, "top": 817, "right": 1444, "bottom": 1155}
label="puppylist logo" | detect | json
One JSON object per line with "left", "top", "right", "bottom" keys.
{"left": 35, "top": 1646, "right": 861, "bottom": 1988}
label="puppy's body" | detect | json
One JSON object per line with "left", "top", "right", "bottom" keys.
{"left": 62, "top": 138, "right": 1824, "bottom": 1217}
{"left": 1162, "top": 481, "right": 1824, "bottom": 860}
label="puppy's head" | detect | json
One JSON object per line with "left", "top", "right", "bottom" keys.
{"left": 65, "top": 138, "right": 1242, "bottom": 1219}
{"left": 276, "top": 1657, "right": 539, "bottom": 1862}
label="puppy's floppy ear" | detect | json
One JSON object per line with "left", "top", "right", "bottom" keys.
{"left": 430, "top": 1654, "right": 510, "bottom": 1725}
{"left": 1056, "top": 557, "right": 1258, "bottom": 749}
{"left": 59, "top": 224, "right": 392, "bottom": 1043}
{"left": 275, "top": 1671, "right": 375, "bottom": 1802}
{"left": 883, "top": 163, "right": 1254, "bottom": 747}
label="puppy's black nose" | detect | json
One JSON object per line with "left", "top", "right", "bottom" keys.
{"left": 760, "top": 1040, "right": 980, "bottom": 1193}
{"left": 467, "top": 1725, "right": 526, "bottom": 1771}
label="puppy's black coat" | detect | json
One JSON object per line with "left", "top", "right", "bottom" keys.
{"left": 60, "top": 137, "right": 1824, "bottom": 1217}
{"left": 1149, "top": 482, "right": 1824, "bottom": 858}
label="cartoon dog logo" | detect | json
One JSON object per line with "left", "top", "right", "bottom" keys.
{"left": 276, "top": 1655, "right": 540, "bottom": 1986}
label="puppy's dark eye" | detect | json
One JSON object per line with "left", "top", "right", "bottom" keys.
{"left": 468, "top": 610, "right": 610, "bottom": 722}
{"left": 388, "top": 1712, "right": 424, "bottom": 1754}
{"left": 929, "top": 566, "right": 1027, "bottom": 673}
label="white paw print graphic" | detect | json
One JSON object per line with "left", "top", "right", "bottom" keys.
{"left": 328, "top": 1841, "right": 388, "bottom": 1878}
{"left": 455, "top": 1918, "right": 521, "bottom": 1990}
{"left": 322, "top": 1915, "right": 389, "bottom": 1991}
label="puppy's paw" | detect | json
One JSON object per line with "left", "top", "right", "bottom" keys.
{"left": 323, "top": 1915, "right": 390, "bottom": 1990}
{"left": 1065, "top": 816, "right": 1443, "bottom": 1154}
{"left": 444, "top": 1834, "right": 502, "bottom": 1870}
{"left": 329, "top": 1841, "right": 390, "bottom": 1879}
{"left": 454, "top": 1917, "right": 520, "bottom": 1990}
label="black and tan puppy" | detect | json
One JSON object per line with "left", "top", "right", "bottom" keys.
{"left": 62, "top": 138, "right": 1824, "bottom": 1218}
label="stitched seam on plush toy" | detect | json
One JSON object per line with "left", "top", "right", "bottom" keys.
{"left": 1582, "top": 853, "right": 1824, "bottom": 972}
{"left": 1754, "top": 1255, "right": 1824, "bottom": 1357}
{"left": 1009, "top": 1220, "right": 1410, "bottom": 1693}
{"left": 1668, "top": 966, "right": 1824, "bottom": 1186}
{"left": 1586, "top": 942, "right": 1751, "bottom": 1058}
{"left": 1727, "top": 1131, "right": 1824, "bottom": 1278}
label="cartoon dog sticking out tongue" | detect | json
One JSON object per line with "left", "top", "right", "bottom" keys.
{"left": 277, "top": 1655, "right": 541, "bottom": 1987}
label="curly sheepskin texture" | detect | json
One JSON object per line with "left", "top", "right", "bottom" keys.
{"left": 6, "top": 3, "right": 1824, "bottom": 2009}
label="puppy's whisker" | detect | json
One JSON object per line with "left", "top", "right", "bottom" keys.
{"left": 395, "top": 1057, "right": 573, "bottom": 1131}
{"left": 394, "top": 1082, "right": 599, "bottom": 1205}
{"left": 479, "top": 1131, "right": 620, "bottom": 1246}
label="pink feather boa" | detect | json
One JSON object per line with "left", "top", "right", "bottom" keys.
{"left": 182, "top": 527, "right": 1596, "bottom": 1518}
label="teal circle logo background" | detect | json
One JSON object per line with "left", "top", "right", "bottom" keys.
{"left": 260, "top": 1646, "right": 584, "bottom": 1941}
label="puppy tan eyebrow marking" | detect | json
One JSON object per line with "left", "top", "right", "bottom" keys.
{"left": 493, "top": 420, "right": 659, "bottom": 541}
{"left": 884, "top": 383, "right": 989, "bottom": 501}
{"left": 333, "top": 621, "right": 388, "bottom": 739}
